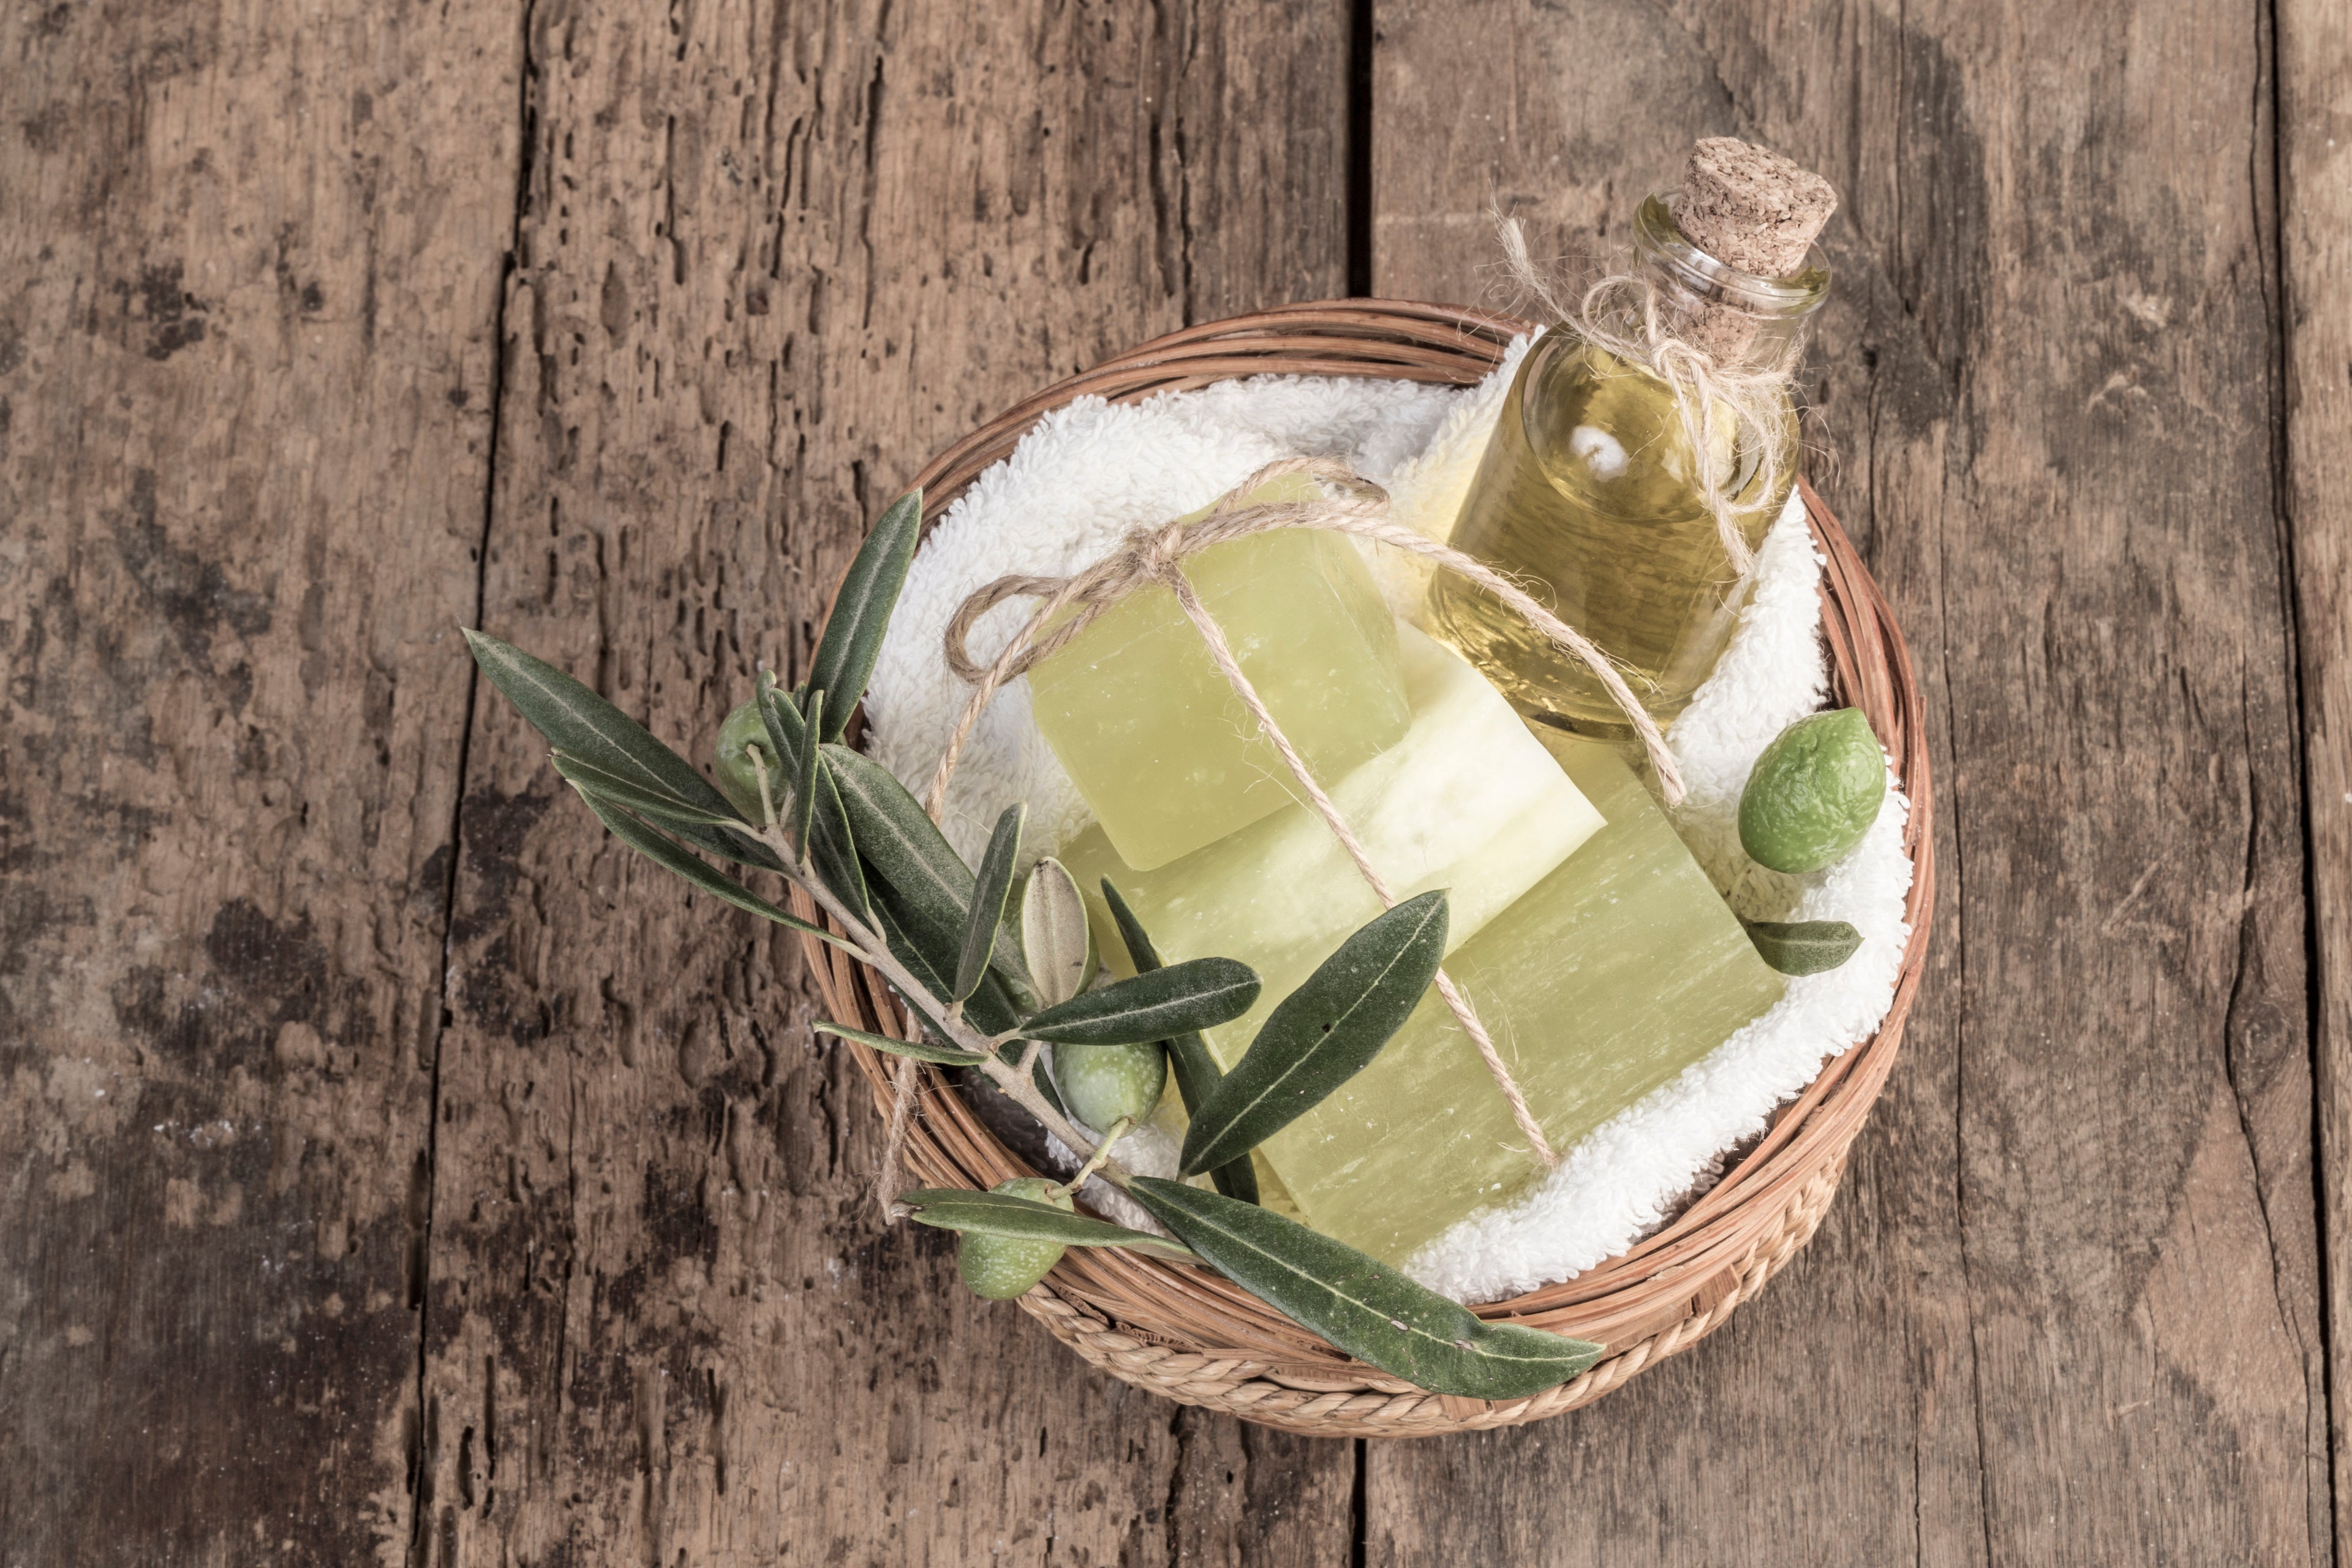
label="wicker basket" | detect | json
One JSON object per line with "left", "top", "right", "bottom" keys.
{"left": 796, "top": 300, "right": 1936, "bottom": 1438}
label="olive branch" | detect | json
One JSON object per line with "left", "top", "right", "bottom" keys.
{"left": 461, "top": 488, "right": 1602, "bottom": 1401}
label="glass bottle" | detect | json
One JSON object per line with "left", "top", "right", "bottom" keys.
{"left": 1427, "top": 193, "right": 1830, "bottom": 735}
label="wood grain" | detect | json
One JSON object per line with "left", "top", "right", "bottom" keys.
{"left": 2283, "top": 0, "right": 2352, "bottom": 1562}
{"left": 0, "top": 0, "right": 522, "bottom": 1559}
{"left": 413, "top": 2, "right": 1356, "bottom": 1563}
{"left": 3, "top": 0, "right": 2342, "bottom": 1559}
{"left": 1367, "top": 0, "right": 2322, "bottom": 1562}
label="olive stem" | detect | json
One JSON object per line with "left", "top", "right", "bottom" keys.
{"left": 745, "top": 744, "right": 783, "bottom": 834}
{"left": 1056, "top": 1117, "right": 1133, "bottom": 1197}
{"left": 740, "top": 812, "right": 1132, "bottom": 1186}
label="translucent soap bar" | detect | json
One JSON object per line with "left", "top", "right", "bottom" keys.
{"left": 1256, "top": 728, "right": 1788, "bottom": 1266}
{"left": 1062, "top": 624, "right": 1605, "bottom": 1065}
{"left": 1028, "top": 475, "right": 1412, "bottom": 871}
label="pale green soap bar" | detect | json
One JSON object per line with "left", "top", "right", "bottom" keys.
{"left": 1028, "top": 475, "right": 1412, "bottom": 871}
{"left": 1061, "top": 624, "right": 1605, "bottom": 1063}
{"left": 1257, "top": 729, "right": 1789, "bottom": 1268}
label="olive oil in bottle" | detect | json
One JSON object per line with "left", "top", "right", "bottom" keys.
{"left": 1429, "top": 140, "right": 1836, "bottom": 735}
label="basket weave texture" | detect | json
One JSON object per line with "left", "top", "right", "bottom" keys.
{"left": 795, "top": 300, "right": 1936, "bottom": 1438}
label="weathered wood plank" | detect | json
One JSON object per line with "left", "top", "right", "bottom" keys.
{"left": 10, "top": 0, "right": 2331, "bottom": 1556}
{"left": 1367, "top": 1, "right": 2320, "bottom": 1562}
{"left": 417, "top": 2, "right": 1355, "bottom": 1562}
{"left": 2282, "top": 0, "right": 2352, "bottom": 1559}
{"left": 0, "top": 0, "right": 523, "bottom": 1560}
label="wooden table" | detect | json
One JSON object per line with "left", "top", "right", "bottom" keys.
{"left": 4, "top": 1, "right": 2346, "bottom": 1561}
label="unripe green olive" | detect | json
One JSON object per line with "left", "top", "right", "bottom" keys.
{"left": 1738, "top": 707, "right": 1887, "bottom": 874}
{"left": 1053, "top": 1042, "right": 1167, "bottom": 1134}
{"left": 711, "top": 698, "right": 773, "bottom": 820}
{"left": 957, "top": 1178, "right": 1073, "bottom": 1300}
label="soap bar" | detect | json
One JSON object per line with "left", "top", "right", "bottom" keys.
{"left": 1060, "top": 624, "right": 1605, "bottom": 1063}
{"left": 1253, "top": 728, "right": 1788, "bottom": 1266}
{"left": 1028, "top": 475, "right": 1412, "bottom": 870}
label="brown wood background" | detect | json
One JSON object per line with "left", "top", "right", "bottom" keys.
{"left": 1, "top": 0, "right": 2343, "bottom": 1561}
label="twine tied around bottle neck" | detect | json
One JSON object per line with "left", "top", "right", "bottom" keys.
{"left": 906, "top": 456, "right": 1687, "bottom": 1181}
{"left": 1496, "top": 216, "right": 1801, "bottom": 578}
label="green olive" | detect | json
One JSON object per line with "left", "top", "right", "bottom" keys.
{"left": 711, "top": 698, "right": 773, "bottom": 820}
{"left": 1053, "top": 1041, "right": 1167, "bottom": 1134}
{"left": 1738, "top": 707, "right": 1887, "bottom": 874}
{"left": 956, "top": 1178, "right": 1073, "bottom": 1300}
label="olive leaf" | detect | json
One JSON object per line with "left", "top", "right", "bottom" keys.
{"left": 1128, "top": 1178, "right": 1602, "bottom": 1400}
{"left": 1741, "top": 918, "right": 1863, "bottom": 976}
{"left": 871, "top": 892, "right": 952, "bottom": 997}
{"left": 1102, "top": 878, "right": 1257, "bottom": 1205}
{"left": 813, "top": 1019, "right": 986, "bottom": 1065}
{"left": 804, "top": 747, "right": 871, "bottom": 921}
{"left": 956, "top": 805, "right": 1025, "bottom": 1004}
{"left": 466, "top": 628, "right": 782, "bottom": 872}
{"left": 825, "top": 744, "right": 1028, "bottom": 989}
{"left": 872, "top": 888, "right": 1025, "bottom": 1038}
{"left": 824, "top": 746, "right": 966, "bottom": 913}
{"left": 1021, "top": 959, "right": 1262, "bottom": 1046}
{"left": 1021, "top": 858, "right": 1096, "bottom": 1008}
{"left": 807, "top": 488, "right": 922, "bottom": 743}
{"left": 754, "top": 671, "right": 807, "bottom": 804}
{"left": 900, "top": 1188, "right": 1196, "bottom": 1261}
{"left": 551, "top": 750, "right": 753, "bottom": 834}
{"left": 792, "top": 690, "right": 825, "bottom": 856}
{"left": 570, "top": 784, "right": 853, "bottom": 952}
{"left": 1099, "top": 879, "right": 1226, "bottom": 1108}
{"left": 1179, "top": 892, "right": 1447, "bottom": 1180}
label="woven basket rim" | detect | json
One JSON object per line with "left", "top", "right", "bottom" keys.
{"left": 794, "top": 298, "right": 1937, "bottom": 1436}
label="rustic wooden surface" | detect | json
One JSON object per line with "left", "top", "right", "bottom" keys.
{"left": 0, "top": 0, "right": 2342, "bottom": 1562}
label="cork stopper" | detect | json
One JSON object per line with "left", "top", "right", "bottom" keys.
{"left": 1657, "top": 138, "right": 1837, "bottom": 363}
{"left": 1678, "top": 137, "right": 1838, "bottom": 278}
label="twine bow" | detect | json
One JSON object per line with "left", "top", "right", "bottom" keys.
{"left": 878, "top": 456, "right": 1688, "bottom": 1193}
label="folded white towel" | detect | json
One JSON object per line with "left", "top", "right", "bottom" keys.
{"left": 865, "top": 344, "right": 1912, "bottom": 1304}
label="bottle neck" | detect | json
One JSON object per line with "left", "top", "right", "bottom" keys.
{"left": 1630, "top": 194, "right": 1830, "bottom": 371}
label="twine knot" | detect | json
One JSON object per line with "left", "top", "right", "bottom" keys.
{"left": 1131, "top": 517, "right": 1191, "bottom": 583}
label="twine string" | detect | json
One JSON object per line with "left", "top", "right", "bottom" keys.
{"left": 873, "top": 1055, "right": 918, "bottom": 1221}
{"left": 1157, "top": 560, "right": 1561, "bottom": 1164}
{"left": 894, "top": 455, "right": 1698, "bottom": 1186}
